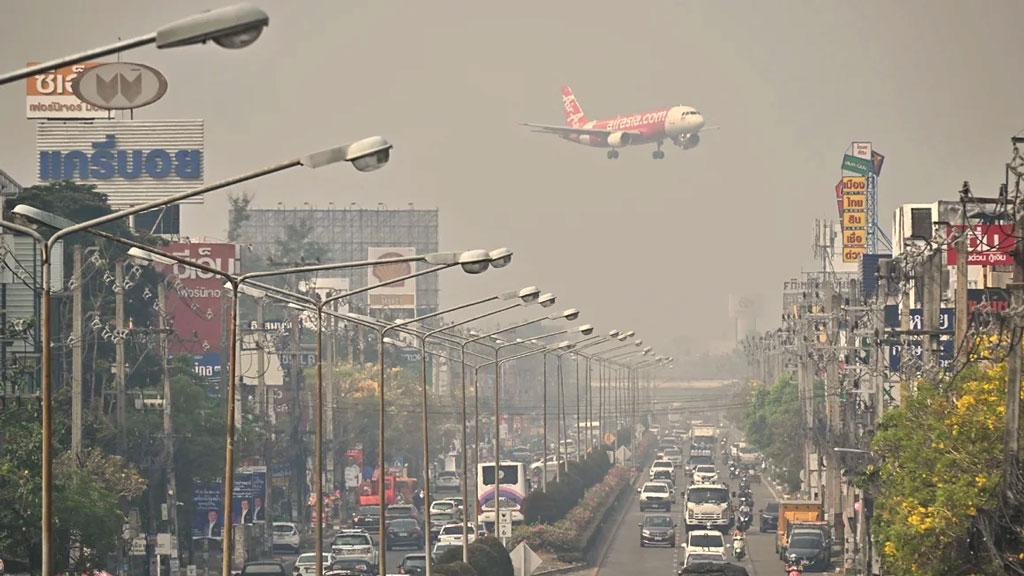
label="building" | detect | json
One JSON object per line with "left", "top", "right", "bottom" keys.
{"left": 233, "top": 206, "right": 440, "bottom": 316}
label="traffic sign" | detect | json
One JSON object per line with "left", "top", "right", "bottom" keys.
{"left": 510, "top": 542, "right": 543, "bottom": 576}
{"left": 130, "top": 536, "right": 147, "bottom": 556}
{"left": 498, "top": 510, "right": 513, "bottom": 538}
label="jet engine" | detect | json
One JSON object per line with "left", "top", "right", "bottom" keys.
{"left": 681, "top": 133, "right": 700, "bottom": 150}
{"left": 606, "top": 131, "right": 632, "bottom": 148}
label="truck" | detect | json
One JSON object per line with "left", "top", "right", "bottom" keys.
{"left": 690, "top": 425, "right": 717, "bottom": 447}
{"left": 684, "top": 483, "right": 732, "bottom": 531}
{"left": 775, "top": 500, "right": 823, "bottom": 554}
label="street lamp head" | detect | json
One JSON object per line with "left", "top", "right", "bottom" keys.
{"left": 300, "top": 136, "right": 393, "bottom": 172}
{"left": 633, "top": 339, "right": 643, "bottom": 347}
{"left": 551, "top": 340, "right": 573, "bottom": 351}
{"left": 616, "top": 334, "right": 628, "bottom": 341}
{"left": 577, "top": 324, "right": 594, "bottom": 336}
{"left": 622, "top": 330, "right": 635, "bottom": 338}
{"left": 11, "top": 204, "right": 76, "bottom": 229}
{"left": 608, "top": 329, "right": 620, "bottom": 338}
{"left": 127, "top": 246, "right": 176, "bottom": 266}
{"left": 488, "top": 247, "right": 513, "bottom": 269}
{"left": 559, "top": 308, "right": 580, "bottom": 321}
{"left": 155, "top": 3, "right": 269, "bottom": 49}
{"left": 538, "top": 293, "right": 557, "bottom": 308}
{"left": 642, "top": 346, "right": 652, "bottom": 354}
{"left": 457, "top": 249, "right": 491, "bottom": 274}
{"left": 222, "top": 282, "right": 269, "bottom": 299}
{"left": 516, "top": 286, "right": 541, "bottom": 303}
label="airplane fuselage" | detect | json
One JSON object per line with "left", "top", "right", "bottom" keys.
{"left": 566, "top": 106, "right": 705, "bottom": 148}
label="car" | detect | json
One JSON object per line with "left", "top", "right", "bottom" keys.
{"left": 386, "top": 504, "right": 419, "bottom": 523}
{"left": 437, "top": 521, "right": 477, "bottom": 545}
{"left": 241, "top": 561, "right": 287, "bottom": 576}
{"left": 271, "top": 522, "right": 300, "bottom": 553}
{"left": 649, "top": 459, "right": 675, "bottom": 479}
{"left": 293, "top": 553, "right": 333, "bottom": 576}
{"left": 638, "top": 481, "right": 673, "bottom": 512}
{"left": 429, "top": 499, "right": 458, "bottom": 515}
{"left": 685, "top": 455, "right": 713, "bottom": 475}
{"left": 350, "top": 506, "right": 381, "bottom": 532}
{"left": 446, "top": 496, "right": 465, "bottom": 511}
{"left": 435, "top": 471, "right": 461, "bottom": 492}
{"left": 784, "top": 530, "right": 830, "bottom": 570}
{"left": 685, "top": 530, "right": 726, "bottom": 558}
{"left": 386, "top": 517, "right": 423, "bottom": 550}
{"left": 398, "top": 553, "right": 426, "bottom": 575}
{"left": 759, "top": 501, "right": 779, "bottom": 532}
{"left": 662, "top": 446, "right": 684, "bottom": 465}
{"left": 323, "top": 558, "right": 374, "bottom": 576}
{"left": 650, "top": 470, "right": 676, "bottom": 498}
{"left": 428, "top": 512, "right": 458, "bottom": 541}
{"left": 648, "top": 425, "right": 661, "bottom": 437}
{"left": 331, "top": 531, "right": 378, "bottom": 567}
{"left": 638, "top": 513, "right": 676, "bottom": 547}
{"left": 681, "top": 549, "right": 727, "bottom": 567}
{"left": 431, "top": 541, "right": 462, "bottom": 562}
{"left": 691, "top": 464, "right": 719, "bottom": 485}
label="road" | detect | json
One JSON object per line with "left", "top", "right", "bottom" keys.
{"left": 595, "top": 381, "right": 835, "bottom": 576}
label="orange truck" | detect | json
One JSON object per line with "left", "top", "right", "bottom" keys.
{"left": 356, "top": 472, "right": 419, "bottom": 507}
{"left": 775, "top": 500, "right": 823, "bottom": 555}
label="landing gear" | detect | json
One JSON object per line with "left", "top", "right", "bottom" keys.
{"left": 607, "top": 149, "right": 619, "bottom": 160}
{"left": 653, "top": 141, "right": 665, "bottom": 159}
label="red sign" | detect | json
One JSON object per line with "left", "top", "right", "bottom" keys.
{"left": 946, "top": 224, "right": 1016, "bottom": 266}
{"left": 160, "top": 243, "right": 238, "bottom": 354}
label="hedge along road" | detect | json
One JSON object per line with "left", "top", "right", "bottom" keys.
{"left": 593, "top": 381, "right": 794, "bottom": 576}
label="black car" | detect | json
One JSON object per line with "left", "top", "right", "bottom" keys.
{"left": 386, "top": 518, "right": 423, "bottom": 550}
{"left": 759, "top": 502, "right": 779, "bottom": 532}
{"left": 639, "top": 513, "right": 677, "bottom": 547}
{"left": 351, "top": 506, "right": 381, "bottom": 531}
{"left": 398, "top": 553, "right": 426, "bottom": 575}
{"left": 785, "top": 531, "right": 830, "bottom": 571}
{"left": 240, "top": 561, "right": 287, "bottom": 576}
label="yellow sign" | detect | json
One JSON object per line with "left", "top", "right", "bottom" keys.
{"left": 843, "top": 194, "right": 866, "bottom": 210}
{"left": 843, "top": 228, "right": 866, "bottom": 247}
{"left": 840, "top": 175, "right": 867, "bottom": 194}
{"left": 844, "top": 211, "right": 867, "bottom": 228}
{"left": 843, "top": 246, "right": 865, "bottom": 263}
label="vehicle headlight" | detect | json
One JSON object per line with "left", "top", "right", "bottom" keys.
{"left": 642, "top": 530, "right": 652, "bottom": 537}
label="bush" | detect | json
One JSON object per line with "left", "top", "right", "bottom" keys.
{"left": 433, "top": 561, "right": 477, "bottom": 576}
{"left": 437, "top": 546, "right": 464, "bottom": 565}
{"left": 464, "top": 542, "right": 501, "bottom": 576}
{"left": 522, "top": 450, "right": 612, "bottom": 525}
{"left": 475, "top": 536, "right": 513, "bottom": 576}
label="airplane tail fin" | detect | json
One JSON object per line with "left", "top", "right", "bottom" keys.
{"left": 561, "top": 85, "right": 587, "bottom": 128}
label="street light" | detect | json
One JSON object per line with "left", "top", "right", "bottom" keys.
{"left": 0, "top": 3, "right": 270, "bottom": 85}
{"left": 10, "top": 137, "right": 392, "bottom": 575}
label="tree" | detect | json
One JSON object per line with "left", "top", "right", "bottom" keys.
{"left": 743, "top": 373, "right": 802, "bottom": 492}
{"left": 227, "top": 191, "right": 253, "bottom": 242}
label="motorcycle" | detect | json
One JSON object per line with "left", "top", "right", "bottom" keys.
{"left": 736, "top": 506, "right": 752, "bottom": 532}
{"left": 785, "top": 558, "right": 808, "bottom": 576}
{"left": 732, "top": 531, "right": 746, "bottom": 560}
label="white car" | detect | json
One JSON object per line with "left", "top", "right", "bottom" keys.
{"left": 638, "top": 481, "right": 673, "bottom": 512}
{"left": 437, "top": 522, "right": 477, "bottom": 545}
{"left": 293, "top": 552, "right": 333, "bottom": 576}
{"left": 649, "top": 460, "right": 675, "bottom": 479}
{"left": 682, "top": 547, "right": 727, "bottom": 567}
{"left": 692, "top": 464, "right": 719, "bottom": 485}
{"left": 429, "top": 499, "right": 459, "bottom": 515}
{"left": 685, "top": 530, "right": 726, "bottom": 558}
{"left": 330, "top": 530, "right": 378, "bottom": 567}
{"left": 271, "top": 522, "right": 300, "bottom": 553}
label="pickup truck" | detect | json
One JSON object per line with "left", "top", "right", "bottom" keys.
{"left": 638, "top": 481, "right": 673, "bottom": 512}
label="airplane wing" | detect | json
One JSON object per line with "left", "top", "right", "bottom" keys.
{"left": 521, "top": 122, "right": 641, "bottom": 138}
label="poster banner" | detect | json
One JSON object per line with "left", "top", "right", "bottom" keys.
{"left": 945, "top": 224, "right": 1016, "bottom": 266}
{"left": 161, "top": 243, "right": 238, "bottom": 355}
{"left": 367, "top": 247, "right": 417, "bottom": 309}
{"left": 190, "top": 466, "right": 267, "bottom": 540}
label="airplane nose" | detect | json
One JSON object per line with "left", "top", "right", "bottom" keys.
{"left": 696, "top": 115, "right": 705, "bottom": 129}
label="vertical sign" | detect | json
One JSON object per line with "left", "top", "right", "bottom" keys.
{"left": 160, "top": 243, "right": 238, "bottom": 356}
{"left": 840, "top": 176, "right": 867, "bottom": 263}
{"left": 367, "top": 247, "right": 417, "bottom": 309}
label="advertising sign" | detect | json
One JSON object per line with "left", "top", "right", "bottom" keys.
{"left": 852, "top": 142, "right": 872, "bottom": 160}
{"left": 842, "top": 154, "right": 872, "bottom": 176}
{"left": 160, "top": 243, "right": 238, "bottom": 356}
{"left": 37, "top": 120, "right": 204, "bottom": 209}
{"left": 843, "top": 212, "right": 866, "bottom": 229}
{"left": 367, "top": 247, "right": 417, "bottom": 309}
{"left": 71, "top": 62, "right": 168, "bottom": 110}
{"left": 840, "top": 176, "right": 867, "bottom": 195}
{"left": 26, "top": 62, "right": 108, "bottom": 119}
{"left": 191, "top": 466, "right": 267, "bottom": 539}
{"left": 945, "top": 224, "right": 1016, "bottom": 266}
{"left": 842, "top": 246, "right": 865, "bottom": 263}
{"left": 843, "top": 228, "right": 866, "bottom": 248}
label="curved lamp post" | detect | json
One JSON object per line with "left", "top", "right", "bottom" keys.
{"left": 10, "top": 137, "right": 392, "bottom": 575}
{"left": 1, "top": 3, "right": 270, "bottom": 85}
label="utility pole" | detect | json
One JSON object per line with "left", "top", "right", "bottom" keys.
{"left": 115, "top": 260, "right": 126, "bottom": 454}
{"left": 71, "top": 246, "right": 83, "bottom": 461}
{"left": 159, "top": 284, "right": 179, "bottom": 570}
{"left": 257, "top": 300, "right": 273, "bottom": 553}
{"left": 954, "top": 220, "right": 969, "bottom": 361}
{"left": 288, "top": 306, "right": 305, "bottom": 522}
{"left": 1005, "top": 226, "right": 1024, "bottom": 498}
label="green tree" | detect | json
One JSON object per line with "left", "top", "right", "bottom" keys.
{"left": 227, "top": 191, "right": 253, "bottom": 242}
{"left": 744, "top": 373, "right": 802, "bottom": 491}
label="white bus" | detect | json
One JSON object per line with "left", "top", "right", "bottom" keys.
{"left": 476, "top": 461, "right": 527, "bottom": 533}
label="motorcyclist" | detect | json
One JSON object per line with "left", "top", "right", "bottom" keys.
{"left": 732, "top": 529, "right": 746, "bottom": 560}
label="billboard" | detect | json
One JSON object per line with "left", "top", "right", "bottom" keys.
{"left": 945, "top": 224, "right": 1016, "bottom": 266}
{"left": 37, "top": 120, "right": 204, "bottom": 209}
{"left": 851, "top": 142, "right": 872, "bottom": 160}
{"left": 26, "top": 62, "right": 109, "bottom": 119}
{"left": 842, "top": 154, "right": 872, "bottom": 176}
{"left": 841, "top": 175, "right": 867, "bottom": 262}
{"left": 160, "top": 243, "right": 238, "bottom": 355}
{"left": 191, "top": 466, "right": 267, "bottom": 540}
{"left": 367, "top": 247, "right": 417, "bottom": 309}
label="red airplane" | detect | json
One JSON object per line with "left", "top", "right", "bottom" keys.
{"left": 523, "top": 85, "right": 709, "bottom": 159}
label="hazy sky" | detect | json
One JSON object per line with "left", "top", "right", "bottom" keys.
{"left": 3, "top": 1, "right": 1023, "bottom": 358}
